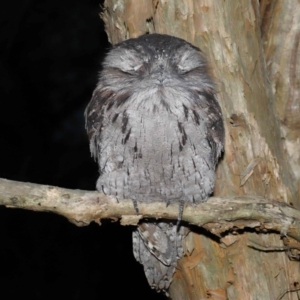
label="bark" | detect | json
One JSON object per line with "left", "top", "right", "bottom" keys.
{"left": 261, "top": 0, "right": 300, "bottom": 193}
{"left": 2, "top": 178, "right": 300, "bottom": 242}
{"left": 101, "top": 0, "right": 300, "bottom": 299}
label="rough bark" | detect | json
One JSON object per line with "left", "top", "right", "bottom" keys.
{"left": 261, "top": 0, "right": 300, "bottom": 193}
{"left": 2, "top": 178, "right": 300, "bottom": 243}
{"left": 101, "top": 0, "right": 300, "bottom": 299}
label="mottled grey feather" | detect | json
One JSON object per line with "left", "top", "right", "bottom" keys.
{"left": 85, "top": 34, "right": 224, "bottom": 293}
{"left": 133, "top": 222, "right": 185, "bottom": 291}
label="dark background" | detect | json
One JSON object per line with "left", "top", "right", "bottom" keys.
{"left": 1, "top": 0, "right": 167, "bottom": 299}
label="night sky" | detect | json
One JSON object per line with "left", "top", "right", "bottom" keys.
{"left": 1, "top": 1, "right": 167, "bottom": 299}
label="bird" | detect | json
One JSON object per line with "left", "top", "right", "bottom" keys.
{"left": 85, "top": 33, "right": 224, "bottom": 293}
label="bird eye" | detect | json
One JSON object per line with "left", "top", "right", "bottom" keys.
{"left": 126, "top": 64, "right": 145, "bottom": 75}
{"left": 133, "top": 64, "right": 143, "bottom": 71}
{"left": 177, "top": 65, "right": 190, "bottom": 74}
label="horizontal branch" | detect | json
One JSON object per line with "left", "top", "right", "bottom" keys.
{"left": 1, "top": 178, "right": 300, "bottom": 242}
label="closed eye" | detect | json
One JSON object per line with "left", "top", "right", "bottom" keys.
{"left": 122, "top": 64, "right": 145, "bottom": 75}
{"left": 177, "top": 66, "right": 192, "bottom": 75}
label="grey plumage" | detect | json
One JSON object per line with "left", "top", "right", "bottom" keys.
{"left": 85, "top": 34, "right": 224, "bottom": 292}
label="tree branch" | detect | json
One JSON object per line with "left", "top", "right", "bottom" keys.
{"left": 1, "top": 178, "right": 300, "bottom": 242}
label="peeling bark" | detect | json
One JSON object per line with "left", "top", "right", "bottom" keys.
{"left": 261, "top": 0, "right": 300, "bottom": 191}
{"left": 99, "top": 1, "right": 300, "bottom": 299}
{"left": 1, "top": 0, "right": 297, "bottom": 299}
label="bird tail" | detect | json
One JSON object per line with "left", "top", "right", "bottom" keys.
{"left": 132, "top": 221, "right": 186, "bottom": 292}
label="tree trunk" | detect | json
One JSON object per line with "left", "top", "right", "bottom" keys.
{"left": 101, "top": 0, "right": 300, "bottom": 299}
